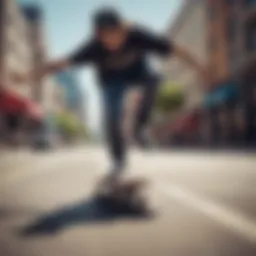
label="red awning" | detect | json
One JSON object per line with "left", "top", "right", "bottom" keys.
{"left": 0, "top": 90, "right": 27, "bottom": 114}
{"left": 154, "top": 111, "right": 200, "bottom": 139}
{"left": 0, "top": 89, "right": 44, "bottom": 120}
{"left": 26, "top": 101, "right": 44, "bottom": 121}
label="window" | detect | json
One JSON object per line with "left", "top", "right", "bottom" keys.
{"left": 208, "top": 38, "right": 217, "bottom": 52}
{"left": 227, "top": 18, "right": 237, "bottom": 41}
{"left": 246, "top": 19, "right": 256, "bottom": 51}
{"left": 208, "top": 4, "right": 217, "bottom": 21}
{"left": 6, "top": 12, "right": 13, "bottom": 27}
{"left": 244, "top": 0, "right": 256, "bottom": 7}
{"left": 226, "top": 0, "right": 236, "bottom": 5}
{"left": 227, "top": 16, "right": 237, "bottom": 66}
{"left": 7, "top": 36, "right": 16, "bottom": 57}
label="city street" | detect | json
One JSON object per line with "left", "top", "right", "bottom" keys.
{"left": 0, "top": 146, "right": 255, "bottom": 256}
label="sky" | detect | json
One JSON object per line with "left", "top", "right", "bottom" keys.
{"left": 19, "top": 0, "right": 183, "bottom": 135}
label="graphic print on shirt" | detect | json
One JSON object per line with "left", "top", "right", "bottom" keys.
{"left": 102, "top": 50, "right": 141, "bottom": 70}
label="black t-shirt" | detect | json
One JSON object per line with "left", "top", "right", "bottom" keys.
{"left": 69, "top": 27, "right": 173, "bottom": 84}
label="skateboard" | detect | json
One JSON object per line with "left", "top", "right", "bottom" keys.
{"left": 94, "top": 176, "right": 150, "bottom": 215}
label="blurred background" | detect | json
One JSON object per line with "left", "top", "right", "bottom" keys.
{"left": 0, "top": 0, "right": 255, "bottom": 149}
{"left": 0, "top": 1, "right": 255, "bottom": 256}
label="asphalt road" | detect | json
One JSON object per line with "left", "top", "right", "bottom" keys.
{"left": 0, "top": 146, "right": 255, "bottom": 256}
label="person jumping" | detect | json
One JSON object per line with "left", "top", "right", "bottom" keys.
{"left": 14, "top": 8, "right": 207, "bottom": 186}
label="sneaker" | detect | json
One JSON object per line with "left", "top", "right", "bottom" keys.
{"left": 104, "top": 160, "right": 125, "bottom": 187}
{"left": 110, "top": 159, "right": 125, "bottom": 176}
{"left": 134, "top": 128, "right": 151, "bottom": 149}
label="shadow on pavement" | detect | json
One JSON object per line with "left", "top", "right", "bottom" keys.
{"left": 18, "top": 196, "right": 154, "bottom": 236}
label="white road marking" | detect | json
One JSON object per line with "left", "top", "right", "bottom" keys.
{"left": 159, "top": 184, "right": 256, "bottom": 244}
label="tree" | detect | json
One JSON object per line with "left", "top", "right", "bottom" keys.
{"left": 155, "top": 81, "right": 185, "bottom": 114}
{"left": 55, "top": 112, "right": 87, "bottom": 141}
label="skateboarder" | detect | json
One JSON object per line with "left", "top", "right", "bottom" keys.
{"left": 14, "top": 8, "right": 207, "bottom": 186}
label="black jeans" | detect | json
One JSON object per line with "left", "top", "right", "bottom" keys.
{"left": 102, "top": 76, "right": 159, "bottom": 165}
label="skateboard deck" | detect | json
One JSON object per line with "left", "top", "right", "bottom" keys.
{"left": 94, "top": 177, "right": 150, "bottom": 215}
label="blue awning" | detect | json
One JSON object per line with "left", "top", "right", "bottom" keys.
{"left": 204, "top": 82, "right": 239, "bottom": 108}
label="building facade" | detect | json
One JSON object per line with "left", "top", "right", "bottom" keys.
{"left": 56, "top": 70, "right": 85, "bottom": 122}
{"left": 154, "top": 0, "right": 207, "bottom": 145}
{"left": 0, "top": 1, "right": 46, "bottom": 99}
{"left": 0, "top": 0, "right": 33, "bottom": 97}
{"left": 159, "top": 0, "right": 255, "bottom": 147}
{"left": 42, "top": 76, "right": 64, "bottom": 115}
{"left": 0, "top": 0, "right": 54, "bottom": 147}
{"left": 22, "top": 4, "right": 47, "bottom": 104}
{"left": 206, "top": 0, "right": 256, "bottom": 81}
{"left": 164, "top": 0, "right": 208, "bottom": 110}
{"left": 205, "top": 0, "right": 256, "bottom": 145}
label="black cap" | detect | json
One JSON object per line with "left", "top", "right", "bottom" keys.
{"left": 93, "top": 8, "right": 122, "bottom": 30}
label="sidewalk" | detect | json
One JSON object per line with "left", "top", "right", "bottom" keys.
{"left": 0, "top": 147, "right": 34, "bottom": 174}
{"left": 0, "top": 144, "right": 88, "bottom": 175}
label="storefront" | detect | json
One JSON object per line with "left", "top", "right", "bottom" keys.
{"left": 153, "top": 110, "right": 201, "bottom": 146}
{"left": 203, "top": 80, "right": 240, "bottom": 146}
{"left": 170, "top": 110, "right": 201, "bottom": 146}
{"left": 239, "top": 58, "right": 256, "bottom": 145}
{"left": 0, "top": 88, "right": 44, "bottom": 146}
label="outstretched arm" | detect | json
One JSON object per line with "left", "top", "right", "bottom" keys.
{"left": 13, "top": 40, "right": 95, "bottom": 84}
{"left": 134, "top": 28, "right": 208, "bottom": 86}
{"left": 14, "top": 59, "right": 71, "bottom": 83}
{"left": 33, "top": 59, "right": 71, "bottom": 78}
